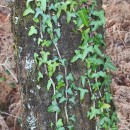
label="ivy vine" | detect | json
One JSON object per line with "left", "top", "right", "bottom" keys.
{"left": 23, "top": 0, "right": 118, "bottom": 129}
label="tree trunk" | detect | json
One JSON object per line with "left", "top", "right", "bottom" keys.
{"left": 10, "top": 0, "right": 103, "bottom": 130}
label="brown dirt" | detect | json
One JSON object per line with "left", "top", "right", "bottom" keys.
{"left": 0, "top": 1, "right": 21, "bottom": 130}
{"left": 103, "top": 0, "right": 130, "bottom": 129}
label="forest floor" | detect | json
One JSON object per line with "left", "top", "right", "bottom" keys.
{"left": 0, "top": 0, "right": 130, "bottom": 129}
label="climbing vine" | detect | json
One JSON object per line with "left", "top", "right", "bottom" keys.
{"left": 23, "top": 0, "right": 118, "bottom": 129}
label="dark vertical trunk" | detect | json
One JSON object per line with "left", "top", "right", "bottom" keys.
{"left": 10, "top": 0, "right": 103, "bottom": 130}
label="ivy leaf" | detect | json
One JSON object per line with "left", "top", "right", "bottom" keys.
{"left": 66, "top": 73, "right": 74, "bottom": 81}
{"left": 94, "top": 45, "right": 104, "bottom": 57}
{"left": 34, "top": 8, "right": 43, "bottom": 18}
{"left": 52, "top": 15, "right": 58, "bottom": 23}
{"left": 87, "top": 55, "right": 104, "bottom": 66}
{"left": 71, "top": 50, "right": 82, "bottom": 62}
{"left": 54, "top": 28, "right": 61, "bottom": 38}
{"left": 82, "top": 46, "right": 94, "bottom": 60}
{"left": 52, "top": 93, "right": 62, "bottom": 100}
{"left": 40, "top": 51, "right": 50, "bottom": 63}
{"left": 92, "top": 10, "right": 105, "bottom": 25}
{"left": 67, "top": 12, "right": 76, "bottom": 23}
{"left": 101, "top": 103, "right": 110, "bottom": 110}
{"left": 56, "top": 80, "right": 65, "bottom": 89}
{"left": 38, "top": 0, "right": 47, "bottom": 11}
{"left": 48, "top": 101, "right": 60, "bottom": 113}
{"left": 0, "top": 77, "right": 6, "bottom": 82}
{"left": 46, "top": 18, "right": 53, "bottom": 29}
{"left": 70, "top": 1, "right": 78, "bottom": 12}
{"left": 66, "top": 88, "right": 73, "bottom": 95}
{"left": 105, "top": 92, "right": 112, "bottom": 103}
{"left": 69, "top": 97, "right": 75, "bottom": 104}
{"left": 47, "top": 79, "right": 53, "bottom": 91}
{"left": 26, "top": 0, "right": 33, "bottom": 7}
{"left": 78, "top": 87, "right": 88, "bottom": 101}
{"left": 87, "top": 107, "right": 101, "bottom": 119}
{"left": 69, "top": 115, "right": 76, "bottom": 122}
{"left": 34, "top": 52, "right": 39, "bottom": 64}
{"left": 56, "top": 75, "right": 63, "bottom": 81}
{"left": 57, "top": 127, "right": 65, "bottom": 130}
{"left": 59, "top": 96, "right": 66, "bottom": 103}
{"left": 91, "top": 71, "right": 106, "bottom": 78}
{"left": 59, "top": 59, "right": 66, "bottom": 66}
{"left": 28, "top": 26, "right": 37, "bottom": 36}
{"left": 78, "top": 9, "right": 89, "bottom": 27}
{"left": 37, "top": 71, "right": 43, "bottom": 81}
{"left": 23, "top": 6, "right": 34, "bottom": 16}
{"left": 104, "top": 57, "right": 117, "bottom": 71}
{"left": 67, "top": 125, "right": 74, "bottom": 130}
{"left": 47, "top": 61, "right": 59, "bottom": 77}
{"left": 81, "top": 76, "right": 86, "bottom": 86}
{"left": 90, "top": 21, "right": 102, "bottom": 31}
{"left": 56, "top": 119, "right": 63, "bottom": 128}
{"left": 90, "top": 10, "right": 105, "bottom": 31}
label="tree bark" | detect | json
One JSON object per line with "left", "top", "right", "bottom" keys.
{"left": 10, "top": 0, "right": 103, "bottom": 130}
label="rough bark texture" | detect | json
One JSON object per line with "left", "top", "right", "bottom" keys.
{"left": 10, "top": 0, "right": 103, "bottom": 130}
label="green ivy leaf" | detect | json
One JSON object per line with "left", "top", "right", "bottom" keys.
{"left": 66, "top": 73, "right": 74, "bottom": 81}
{"left": 28, "top": 26, "right": 37, "bottom": 36}
{"left": 48, "top": 101, "right": 60, "bottom": 113}
{"left": 52, "top": 15, "right": 58, "bottom": 23}
{"left": 94, "top": 45, "right": 104, "bottom": 57}
{"left": 54, "top": 28, "right": 61, "bottom": 38}
{"left": 47, "top": 61, "right": 59, "bottom": 77}
{"left": 101, "top": 103, "right": 110, "bottom": 110}
{"left": 78, "top": 9, "right": 89, "bottom": 27}
{"left": 26, "top": 0, "right": 33, "bottom": 7}
{"left": 69, "top": 97, "right": 75, "bottom": 104}
{"left": 81, "top": 76, "right": 86, "bottom": 86}
{"left": 57, "top": 127, "right": 65, "bottom": 130}
{"left": 70, "top": 1, "right": 78, "bottom": 12}
{"left": 71, "top": 50, "right": 82, "bottom": 62}
{"left": 52, "top": 93, "right": 62, "bottom": 99}
{"left": 47, "top": 79, "right": 53, "bottom": 91}
{"left": 56, "top": 75, "right": 63, "bottom": 81}
{"left": 38, "top": 0, "right": 47, "bottom": 11}
{"left": 78, "top": 87, "right": 88, "bottom": 101}
{"left": 40, "top": 51, "right": 50, "bottom": 63}
{"left": 87, "top": 107, "right": 101, "bottom": 119}
{"left": 104, "top": 57, "right": 117, "bottom": 71}
{"left": 91, "top": 71, "right": 106, "bottom": 78}
{"left": 59, "top": 96, "right": 66, "bottom": 103}
{"left": 69, "top": 115, "right": 76, "bottom": 122}
{"left": 67, "top": 12, "right": 76, "bottom": 23}
{"left": 56, "top": 119, "right": 63, "bottom": 128}
{"left": 0, "top": 77, "right": 6, "bottom": 82}
{"left": 66, "top": 88, "right": 73, "bottom": 95}
{"left": 34, "top": 8, "right": 43, "bottom": 18}
{"left": 46, "top": 18, "right": 53, "bottom": 29}
{"left": 92, "top": 10, "right": 105, "bottom": 25}
{"left": 79, "top": 44, "right": 94, "bottom": 60}
{"left": 34, "top": 53, "right": 39, "bottom": 64}
{"left": 23, "top": 6, "right": 34, "bottom": 16}
{"left": 56, "top": 80, "right": 65, "bottom": 89}
{"left": 37, "top": 71, "right": 43, "bottom": 81}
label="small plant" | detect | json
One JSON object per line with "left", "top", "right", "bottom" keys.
{"left": 23, "top": 0, "right": 118, "bottom": 129}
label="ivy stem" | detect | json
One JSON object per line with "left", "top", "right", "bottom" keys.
{"left": 88, "top": 79, "right": 95, "bottom": 107}
{"left": 54, "top": 43, "right": 69, "bottom": 123}
{"left": 44, "top": 64, "right": 58, "bottom": 122}
{"left": 40, "top": 17, "right": 43, "bottom": 39}
{"left": 54, "top": 43, "right": 62, "bottom": 59}
{"left": 64, "top": 67, "right": 69, "bottom": 123}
